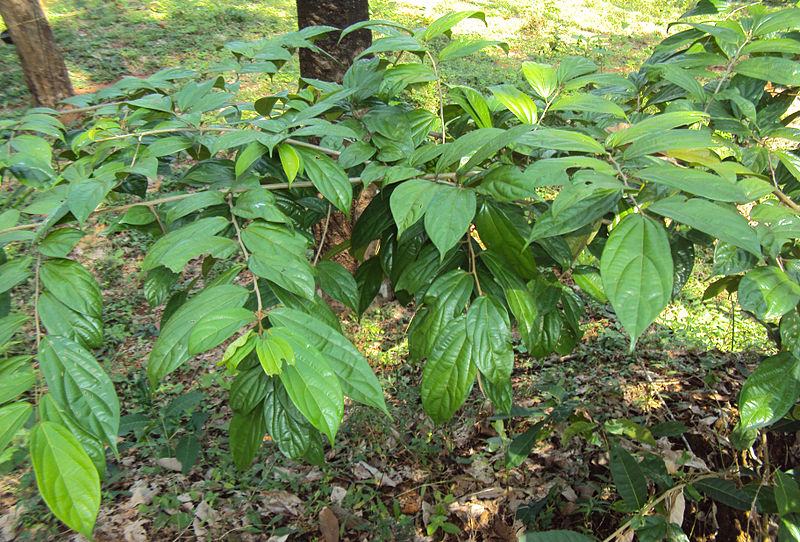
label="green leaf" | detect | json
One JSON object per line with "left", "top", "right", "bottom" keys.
{"left": 256, "top": 331, "right": 294, "bottom": 376}
{"left": 522, "top": 62, "right": 558, "bottom": 99}
{"left": 315, "top": 260, "right": 360, "bottom": 314}
{"left": 605, "top": 418, "right": 656, "bottom": 446}
{"left": 438, "top": 38, "right": 507, "bottom": 62}
{"left": 648, "top": 196, "right": 761, "bottom": 257}
{"left": 38, "top": 394, "right": 106, "bottom": 478}
{"left": 450, "top": 85, "right": 492, "bottom": 129}
{"left": 461, "top": 124, "right": 533, "bottom": 172}
{"left": 550, "top": 93, "right": 626, "bottom": 118}
{"left": 263, "top": 377, "right": 323, "bottom": 462}
{"left": 465, "top": 296, "right": 513, "bottom": 385}
{"left": 573, "top": 265, "right": 607, "bottom": 302}
{"left": 188, "top": 307, "right": 255, "bottom": 354}
{"left": 229, "top": 408, "right": 267, "bottom": 472}
{"left": 605, "top": 111, "right": 708, "bottom": 147}
{"left": 713, "top": 241, "right": 757, "bottom": 276}
{"left": 38, "top": 292, "right": 103, "bottom": 349}
{"left": 149, "top": 284, "right": 249, "bottom": 386}
{"left": 163, "top": 191, "right": 226, "bottom": 226}
{"left": 734, "top": 57, "right": 800, "bottom": 87}
{"left": 623, "top": 129, "right": 714, "bottom": 160}
{"left": 141, "top": 217, "right": 236, "bottom": 273}
{"left": 220, "top": 330, "right": 257, "bottom": 373}
{"left": 67, "top": 178, "right": 116, "bottom": 225}
{"left": 390, "top": 179, "right": 445, "bottom": 238}
{"left": 296, "top": 148, "right": 352, "bottom": 215}
{"left": 776, "top": 470, "right": 800, "bottom": 518}
{"left": 268, "top": 308, "right": 387, "bottom": 413}
{"left": 337, "top": 141, "right": 375, "bottom": 169}
{"left": 518, "top": 129, "right": 605, "bottom": 154}
{"left": 409, "top": 270, "right": 474, "bottom": 361}
{"left": 40, "top": 259, "right": 102, "bottom": 320}
{"left": 233, "top": 188, "right": 288, "bottom": 223}
{"left": 277, "top": 328, "right": 344, "bottom": 444}
{"left": 734, "top": 352, "right": 800, "bottom": 444}
{"left": 230, "top": 365, "right": 270, "bottom": 414}
{"left": 235, "top": 141, "right": 267, "bottom": 178}
{"left": 358, "top": 35, "right": 426, "bottom": 58}
{"left": 38, "top": 228, "right": 83, "bottom": 258}
{"left": 600, "top": 214, "right": 673, "bottom": 350}
{"left": 0, "top": 402, "right": 31, "bottom": 452}
{"left": 30, "top": 421, "right": 100, "bottom": 538}
{"left": 738, "top": 267, "right": 800, "bottom": 320}
{"left": 519, "top": 531, "right": 595, "bottom": 542}
{"left": 753, "top": 7, "right": 800, "bottom": 36}
{"left": 489, "top": 84, "right": 537, "bottom": 124}
{"left": 694, "top": 478, "right": 753, "bottom": 511}
{"left": 0, "top": 313, "right": 28, "bottom": 347}
{"left": 0, "top": 366, "right": 36, "bottom": 405}
{"left": 473, "top": 200, "right": 536, "bottom": 280}
{"left": 636, "top": 165, "right": 748, "bottom": 203}
{"left": 437, "top": 128, "right": 504, "bottom": 173}
{"left": 39, "top": 336, "right": 120, "bottom": 452}
{"left": 242, "top": 222, "right": 315, "bottom": 300}
{"left": 609, "top": 443, "right": 648, "bottom": 509}
{"left": 277, "top": 143, "right": 302, "bottom": 185}
{"left": 0, "top": 256, "right": 32, "bottom": 294}
{"left": 528, "top": 185, "right": 621, "bottom": 241}
{"left": 424, "top": 185, "right": 476, "bottom": 258}
{"left": 424, "top": 10, "right": 485, "bottom": 41}
{"left": 421, "top": 316, "right": 477, "bottom": 424}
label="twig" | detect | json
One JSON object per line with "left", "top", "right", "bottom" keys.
{"left": 426, "top": 50, "right": 446, "bottom": 144}
{"left": 468, "top": 237, "right": 484, "bottom": 296}
{"left": 228, "top": 194, "right": 263, "bottom": 334}
{"left": 313, "top": 204, "right": 332, "bottom": 265}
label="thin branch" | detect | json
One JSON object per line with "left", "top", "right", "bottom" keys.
{"left": 228, "top": 194, "right": 263, "bottom": 334}
{"left": 313, "top": 204, "right": 332, "bottom": 265}
{"left": 468, "top": 236, "right": 484, "bottom": 296}
{"left": 425, "top": 50, "right": 446, "bottom": 145}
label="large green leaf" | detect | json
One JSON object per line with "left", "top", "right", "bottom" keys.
{"left": 39, "top": 394, "right": 106, "bottom": 478}
{"left": 390, "top": 179, "right": 444, "bottom": 238}
{"left": 229, "top": 407, "right": 267, "bottom": 472}
{"left": 465, "top": 296, "right": 513, "bottom": 386}
{"left": 40, "top": 258, "right": 102, "bottom": 319}
{"left": 421, "top": 316, "right": 477, "bottom": 424}
{"left": 296, "top": 148, "right": 352, "bottom": 215}
{"left": 734, "top": 57, "right": 800, "bottom": 87}
{"left": 424, "top": 10, "right": 485, "bottom": 41}
{"left": 522, "top": 62, "right": 558, "bottom": 99}
{"left": 409, "top": 270, "right": 474, "bottom": 361}
{"left": 39, "top": 336, "right": 120, "bottom": 452}
{"left": 148, "top": 284, "right": 249, "bottom": 385}
{"left": 734, "top": 352, "right": 800, "bottom": 448}
{"left": 277, "top": 328, "right": 343, "bottom": 444}
{"left": 163, "top": 191, "right": 226, "bottom": 226}
{"left": 268, "top": 308, "right": 387, "bottom": 413}
{"left": 0, "top": 358, "right": 36, "bottom": 405}
{"left": 738, "top": 266, "right": 800, "bottom": 320}
{"left": 518, "top": 129, "right": 605, "bottom": 154}
{"left": 776, "top": 470, "right": 800, "bottom": 518}
{"left": 188, "top": 307, "right": 255, "bottom": 355}
{"left": 30, "top": 421, "right": 100, "bottom": 538}
{"left": 489, "top": 84, "right": 537, "bottom": 124}
{"left": 528, "top": 183, "right": 621, "bottom": 241}
{"left": 0, "top": 402, "right": 31, "bottom": 452}
{"left": 0, "top": 313, "right": 28, "bottom": 347}
{"left": 141, "top": 217, "right": 236, "bottom": 273}
{"left": 600, "top": 213, "right": 673, "bottom": 349}
{"left": 67, "top": 178, "right": 116, "bottom": 225}
{"left": 263, "top": 377, "right": 324, "bottom": 464}
{"left": 423, "top": 185, "right": 476, "bottom": 258}
{"left": 0, "top": 256, "right": 32, "bottom": 294}
{"left": 636, "top": 165, "right": 748, "bottom": 203}
{"left": 648, "top": 196, "right": 761, "bottom": 257}
{"left": 315, "top": 260, "right": 360, "bottom": 314}
{"left": 550, "top": 93, "right": 626, "bottom": 118}
{"left": 623, "top": 129, "right": 714, "bottom": 160}
{"left": 230, "top": 365, "right": 271, "bottom": 414}
{"left": 473, "top": 200, "right": 536, "bottom": 280}
{"left": 609, "top": 443, "right": 648, "bottom": 509}
{"left": 694, "top": 478, "right": 753, "bottom": 511}
{"left": 38, "top": 292, "right": 103, "bottom": 349}
{"left": 605, "top": 111, "right": 708, "bottom": 147}
{"left": 242, "top": 222, "right": 315, "bottom": 300}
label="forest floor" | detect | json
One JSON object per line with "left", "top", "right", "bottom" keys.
{"left": 2, "top": 0, "right": 799, "bottom": 541}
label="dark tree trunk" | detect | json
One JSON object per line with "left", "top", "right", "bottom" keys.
{"left": 0, "top": 0, "right": 74, "bottom": 108}
{"left": 296, "top": 0, "right": 371, "bottom": 83}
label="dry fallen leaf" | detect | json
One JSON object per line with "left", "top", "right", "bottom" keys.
{"left": 261, "top": 490, "right": 304, "bottom": 516}
{"left": 126, "top": 480, "right": 159, "bottom": 509}
{"left": 319, "top": 506, "right": 340, "bottom": 542}
{"left": 122, "top": 519, "right": 148, "bottom": 542}
{"left": 155, "top": 457, "right": 183, "bottom": 472}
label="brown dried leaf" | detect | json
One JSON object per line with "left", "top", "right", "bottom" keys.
{"left": 319, "top": 506, "right": 339, "bottom": 542}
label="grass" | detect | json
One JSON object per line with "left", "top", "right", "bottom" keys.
{"left": 1, "top": 0, "right": 694, "bottom": 111}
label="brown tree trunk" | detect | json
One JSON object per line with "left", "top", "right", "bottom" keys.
{"left": 0, "top": 0, "right": 74, "bottom": 108}
{"left": 296, "top": 0, "right": 371, "bottom": 84}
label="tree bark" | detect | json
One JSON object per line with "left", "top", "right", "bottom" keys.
{"left": 0, "top": 0, "right": 74, "bottom": 108}
{"left": 296, "top": 0, "right": 371, "bottom": 84}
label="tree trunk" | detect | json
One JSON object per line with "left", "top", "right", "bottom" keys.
{"left": 0, "top": 0, "right": 74, "bottom": 108}
{"left": 296, "top": 0, "right": 371, "bottom": 84}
